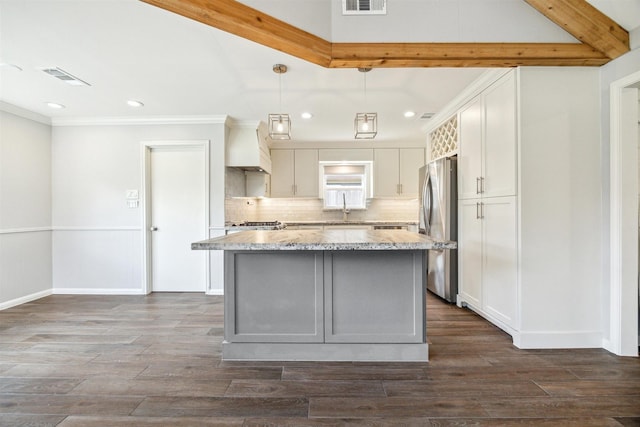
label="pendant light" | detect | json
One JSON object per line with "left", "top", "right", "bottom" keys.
{"left": 354, "top": 67, "right": 377, "bottom": 139}
{"left": 268, "top": 63, "right": 291, "bottom": 140}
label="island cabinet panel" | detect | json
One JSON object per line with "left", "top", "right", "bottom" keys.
{"left": 224, "top": 251, "right": 324, "bottom": 343}
{"left": 324, "top": 251, "right": 425, "bottom": 343}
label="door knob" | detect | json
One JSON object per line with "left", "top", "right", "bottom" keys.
{"left": 150, "top": 226, "right": 158, "bottom": 231}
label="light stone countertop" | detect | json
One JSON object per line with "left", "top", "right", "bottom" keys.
{"left": 192, "top": 229, "right": 456, "bottom": 251}
{"left": 283, "top": 220, "right": 418, "bottom": 226}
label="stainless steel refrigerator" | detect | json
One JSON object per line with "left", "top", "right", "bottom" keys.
{"left": 419, "top": 156, "right": 458, "bottom": 303}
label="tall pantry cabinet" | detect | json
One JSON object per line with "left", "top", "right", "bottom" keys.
{"left": 457, "top": 71, "right": 518, "bottom": 331}
{"left": 454, "top": 67, "right": 601, "bottom": 348}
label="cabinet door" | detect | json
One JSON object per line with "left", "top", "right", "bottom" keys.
{"left": 225, "top": 251, "right": 324, "bottom": 343}
{"left": 483, "top": 72, "right": 517, "bottom": 198}
{"left": 482, "top": 196, "right": 517, "bottom": 328}
{"left": 324, "top": 251, "right": 424, "bottom": 343}
{"left": 374, "top": 148, "right": 400, "bottom": 197}
{"left": 270, "top": 149, "right": 295, "bottom": 197}
{"left": 398, "top": 148, "right": 424, "bottom": 197}
{"left": 294, "top": 149, "right": 319, "bottom": 197}
{"left": 458, "top": 198, "right": 483, "bottom": 308}
{"left": 245, "top": 171, "right": 270, "bottom": 197}
{"left": 458, "top": 97, "right": 483, "bottom": 199}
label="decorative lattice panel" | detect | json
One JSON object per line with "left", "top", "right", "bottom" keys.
{"left": 430, "top": 116, "right": 458, "bottom": 159}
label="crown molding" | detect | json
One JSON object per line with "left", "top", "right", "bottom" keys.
{"left": 0, "top": 101, "right": 51, "bottom": 125}
{"left": 51, "top": 115, "right": 229, "bottom": 127}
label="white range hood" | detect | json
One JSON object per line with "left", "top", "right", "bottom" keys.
{"left": 226, "top": 121, "right": 272, "bottom": 174}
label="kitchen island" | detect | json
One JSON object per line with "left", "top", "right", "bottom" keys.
{"left": 192, "top": 229, "right": 455, "bottom": 361}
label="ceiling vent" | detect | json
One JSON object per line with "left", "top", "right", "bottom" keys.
{"left": 420, "top": 113, "right": 435, "bottom": 120}
{"left": 42, "top": 67, "right": 91, "bottom": 86}
{"left": 343, "top": 0, "right": 386, "bottom": 15}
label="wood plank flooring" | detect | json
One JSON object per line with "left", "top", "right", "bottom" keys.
{"left": 0, "top": 292, "right": 638, "bottom": 426}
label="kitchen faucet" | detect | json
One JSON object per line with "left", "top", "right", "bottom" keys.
{"left": 342, "top": 193, "right": 350, "bottom": 221}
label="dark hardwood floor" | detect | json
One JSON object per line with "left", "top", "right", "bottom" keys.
{"left": 0, "top": 292, "right": 638, "bottom": 426}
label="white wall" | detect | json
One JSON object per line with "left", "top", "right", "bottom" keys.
{"left": 330, "top": 0, "right": 576, "bottom": 43}
{"left": 517, "top": 68, "right": 603, "bottom": 346}
{"left": 52, "top": 121, "right": 226, "bottom": 295}
{"left": 0, "top": 109, "right": 52, "bottom": 308}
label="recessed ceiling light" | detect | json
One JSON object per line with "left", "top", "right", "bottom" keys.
{"left": 46, "top": 102, "right": 65, "bottom": 109}
{"left": 301, "top": 112, "right": 313, "bottom": 119}
{"left": 127, "top": 100, "right": 144, "bottom": 107}
{"left": 404, "top": 111, "right": 416, "bottom": 118}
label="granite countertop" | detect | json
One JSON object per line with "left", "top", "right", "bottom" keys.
{"left": 284, "top": 220, "right": 418, "bottom": 226}
{"left": 192, "top": 229, "right": 456, "bottom": 251}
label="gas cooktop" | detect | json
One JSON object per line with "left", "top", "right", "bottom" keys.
{"left": 228, "top": 221, "right": 285, "bottom": 230}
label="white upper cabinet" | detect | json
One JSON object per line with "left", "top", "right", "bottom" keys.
{"left": 458, "top": 72, "right": 517, "bottom": 200}
{"left": 458, "top": 97, "right": 483, "bottom": 199}
{"left": 399, "top": 148, "right": 425, "bottom": 196}
{"left": 374, "top": 148, "right": 424, "bottom": 198}
{"left": 270, "top": 149, "right": 318, "bottom": 198}
{"left": 374, "top": 148, "right": 399, "bottom": 197}
{"left": 294, "top": 149, "right": 319, "bottom": 197}
{"left": 270, "top": 149, "right": 295, "bottom": 197}
{"left": 483, "top": 72, "right": 517, "bottom": 198}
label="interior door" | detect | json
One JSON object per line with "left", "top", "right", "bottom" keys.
{"left": 150, "top": 145, "right": 206, "bottom": 292}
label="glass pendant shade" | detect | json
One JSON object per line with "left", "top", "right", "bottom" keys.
{"left": 354, "top": 112, "right": 377, "bottom": 139}
{"left": 354, "top": 67, "right": 377, "bottom": 139}
{"left": 268, "top": 113, "right": 292, "bottom": 140}
{"left": 268, "top": 64, "right": 291, "bottom": 140}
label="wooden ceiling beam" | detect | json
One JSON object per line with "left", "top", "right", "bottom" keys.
{"left": 140, "top": 0, "right": 332, "bottom": 67}
{"left": 140, "top": 0, "right": 621, "bottom": 68}
{"left": 523, "top": 0, "right": 629, "bottom": 59}
{"left": 330, "top": 42, "right": 609, "bottom": 68}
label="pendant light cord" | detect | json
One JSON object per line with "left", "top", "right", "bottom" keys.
{"left": 279, "top": 71, "right": 282, "bottom": 114}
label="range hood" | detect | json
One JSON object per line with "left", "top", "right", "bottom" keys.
{"left": 226, "top": 121, "right": 272, "bottom": 174}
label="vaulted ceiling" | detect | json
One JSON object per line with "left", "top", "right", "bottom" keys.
{"left": 1, "top": 0, "right": 638, "bottom": 143}
{"left": 142, "top": 0, "right": 629, "bottom": 67}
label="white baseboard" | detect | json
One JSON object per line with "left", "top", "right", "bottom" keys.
{"left": 53, "top": 288, "right": 146, "bottom": 295}
{"left": 0, "top": 289, "right": 52, "bottom": 311}
{"left": 206, "top": 289, "right": 224, "bottom": 296}
{"left": 514, "top": 330, "right": 603, "bottom": 349}
{"left": 457, "top": 300, "right": 517, "bottom": 338}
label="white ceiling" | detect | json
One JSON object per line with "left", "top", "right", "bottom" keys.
{"left": 0, "top": 0, "right": 638, "bottom": 143}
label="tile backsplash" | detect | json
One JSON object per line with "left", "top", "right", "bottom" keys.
{"left": 226, "top": 197, "right": 418, "bottom": 223}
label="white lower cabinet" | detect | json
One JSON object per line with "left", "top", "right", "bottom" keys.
{"left": 458, "top": 196, "right": 517, "bottom": 330}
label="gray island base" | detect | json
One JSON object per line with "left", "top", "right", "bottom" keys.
{"left": 192, "top": 229, "right": 456, "bottom": 362}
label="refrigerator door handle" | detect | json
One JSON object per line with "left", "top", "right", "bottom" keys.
{"left": 424, "top": 172, "right": 433, "bottom": 233}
